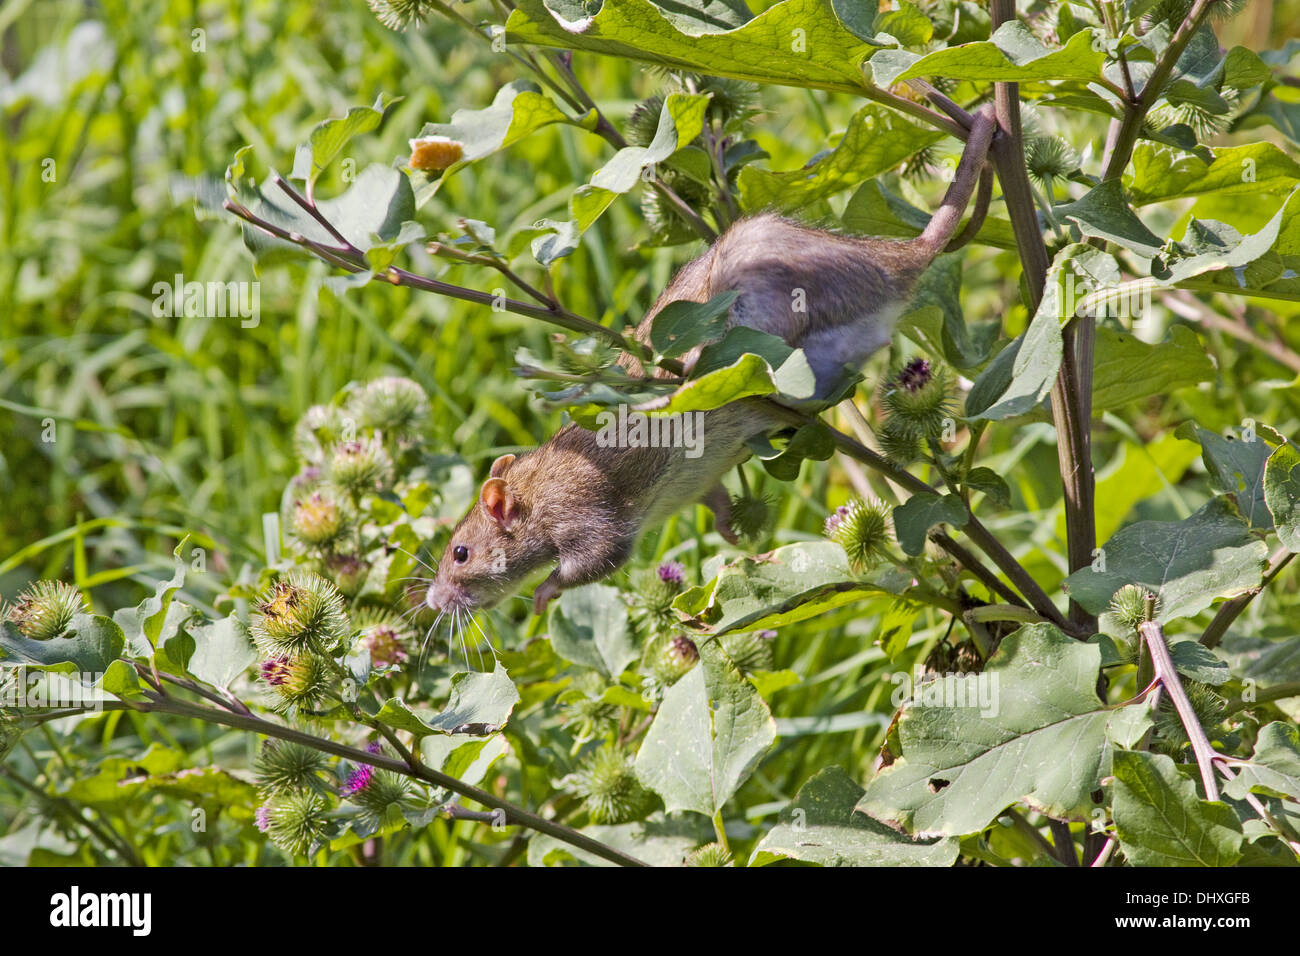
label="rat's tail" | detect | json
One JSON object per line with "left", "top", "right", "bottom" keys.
{"left": 915, "top": 103, "right": 998, "bottom": 259}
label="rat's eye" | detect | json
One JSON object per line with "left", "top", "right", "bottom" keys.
{"left": 453, "top": 545, "right": 470, "bottom": 563}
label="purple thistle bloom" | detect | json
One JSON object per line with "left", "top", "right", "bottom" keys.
{"left": 260, "top": 656, "right": 291, "bottom": 686}
{"left": 895, "top": 358, "right": 932, "bottom": 393}
{"left": 824, "top": 504, "right": 853, "bottom": 536}
{"left": 343, "top": 763, "right": 374, "bottom": 796}
{"left": 255, "top": 806, "right": 272, "bottom": 832}
{"left": 657, "top": 561, "right": 686, "bottom": 585}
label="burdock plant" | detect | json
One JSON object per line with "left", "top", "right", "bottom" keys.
{"left": 251, "top": 571, "right": 350, "bottom": 656}
{"left": 3, "top": 581, "right": 88, "bottom": 640}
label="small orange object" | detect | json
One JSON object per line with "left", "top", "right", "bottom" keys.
{"left": 408, "top": 136, "right": 464, "bottom": 171}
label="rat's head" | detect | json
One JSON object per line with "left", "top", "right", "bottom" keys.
{"left": 425, "top": 454, "right": 552, "bottom": 614}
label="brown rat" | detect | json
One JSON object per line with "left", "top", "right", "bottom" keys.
{"left": 425, "top": 106, "right": 998, "bottom": 617}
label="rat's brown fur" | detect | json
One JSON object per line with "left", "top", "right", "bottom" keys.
{"left": 426, "top": 106, "right": 998, "bottom": 616}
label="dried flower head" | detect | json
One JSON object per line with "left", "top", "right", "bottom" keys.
{"left": 4, "top": 581, "right": 88, "bottom": 640}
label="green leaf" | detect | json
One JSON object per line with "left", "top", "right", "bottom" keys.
{"left": 410, "top": 81, "right": 581, "bottom": 204}
{"left": 290, "top": 93, "right": 400, "bottom": 190}
{"left": 869, "top": 21, "right": 1105, "bottom": 86}
{"left": 1168, "top": 639, "right": 1230, "bottom": 686}
{"left": 1062, "top": 497, "right": 1268, "bottom": 623}
{"left": 673, "top": 540, "right": 900, "bottom": 635}
{"left": 1179, "top": 423, "right": 1273, "bottom": 530}
{"left": 1111, "top": 750, "right": 1243, "bottom": 866}
{"left": 1055, "top": 180, "right": 1163, "bottom": 258}
{"left": 506, "top": 0, "right": 878, "bottom": 94}
{"left": 893, "top": 493, "right": 969, "bottom": 556}
{"left": 112, "top": 541, "right": 188, "bottom": 657}
{"left": 1092, "top": 325, "right": 1215, "bottom": 412}
{"left": 0, "top": 614, "right": 125, "bottom": 674}
{"left": 738, "top": 104, "right": 942, "bottom": 213}
{"left": 751, "top": 767, "right": 958, "bottom": 866}
{"left": 638, "top": 352, "right": 780, "bottom": 413}
{"left": 1264, "top": 440, "right": 1300, "bottom": 551}
{"left": 97, "top": 659, "right": 148, "bottom": 702}
{"left": 549, "top": 583, "right": 637, "bottom": 677}
{"left": 1223, "top": 722, "right": 1300, "bottom": 802}
{"left": 375, "top": 664, "right": 520, "bottom": 737}
{"left": 186, "top": 615, "right": 257, "bottom": 690}
{"left": 859, "top": 623, "right": 1142, "bottom": 836}
{"left": 964, "top": 467, "right": 1011, "bottom": 508}
{"left": 1127, "top": 142, "right": 1300, "bottom": 207}
{"left": 419, "top": 735, "right": 510, "bottom": 787}
{"left": 572, "top": 92, "right": 709, "bottom": 233}
{"left": 635, "top": 639, "right": 776, "bottom": 817}
{"left": 648, "top": 291, "right": 738, "bottom": 358}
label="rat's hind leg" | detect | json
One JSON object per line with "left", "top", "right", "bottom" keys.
{"left": 703, "top": 483, "right": 740, "bottom": 545}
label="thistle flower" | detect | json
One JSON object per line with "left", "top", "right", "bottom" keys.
{"left": 264, "top": 791, "right": 331, "bottom": 856}
{"left": 255, "top": 739, "right": 330, "bottom": 797}
{"left": 1024, "top": 136, "right": 1079, "bottom": 188}
{"left": 255, "top": 806, "right": 272, "bottom": 833}
{"left": 720, "top": 630, "right": 775, "bottom": 674}
{"left": 267, "top": 653, "right": 337, "bottom": 711}
{"left": 293, "top": 404, "right": 351, "bottom": 465}
{"left": 880, "top": 358, "right": 955, "bottom": 442}
{"left": 684, "top": 842, "right": 733, "bottom": 867}
{"left": 289, "top": 490, "right": 347, "bottom": 548}
{"left": 348, "top": 376, "right": 430, "bottom": 441}
{"left": 657, "top": 562, "right": 686, "bottom": 587}
{"left": 3, "top": 581, "right": 88, "bottom": 640}
{"left": 643, "top": 633, "right": 699, "bottom": 689}
{"left": 343, "top": 745, "right": 412, "bottom": 828}
{"left": 1109, "top": 585, "right": 1157, "bottom": 631}
{"left": 825, "top": 498, "right": 894, "bottom": 573}
{"left": 562, "top": 673, "right": 620, "bottom": 742}
{"left": 356, "top": 623, "right": 409, "bottom": 669}
{"left": 327, "top": 437, "right": 393, "bottom": 496}
{"left": 728, "top": 492, "right": 773, "bottom": 542}
{"left": 565, "top": 748, "right": 657, "bottom": 825}
{"left": 368, "top": 0, "right": 439, "bottom": 31}
{"left": 323, "top": 553, "right": 368, "bottom": 598}
{"left": 251, "top": 571, "right": 350, "bottom": 655}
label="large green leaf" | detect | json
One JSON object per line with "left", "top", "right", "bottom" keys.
{"left": 1264, "top": 439, "right": 1300, "bottom": 551}
{"left": 507, "top": 0, "right": 878, "bottom": 94}
{"left": 738, "top": 104, "right": 943, "bottom": 213}
{"left": 1178, "top": 423, "right": 1273, "bottom": 530}
{"left": 1111, "top": 750, "right": 1244, "bottom": 866}
{"left": 870, "top": 21, "right": 1105, "bottom": 86}
{"left": 858, "top": 623, "right": 1146, "bottom": 837}
{"left": 672, "top": 541, "right": 902, "bottom": 635}
{"left": 751, "top": 767, "right": 958, "bottom": 866}
{"left": 1062, "top": 497, "right": 1268, "bottom": 623}
{"left": 635, "top": 639, "right": 776, "bottom": 817}
{"left": 1222, "top": 722, "right": 1300, "bottom": 802}
{"left": 186, "top": 615, "right": 257, "bottom": 690}
{"left": 549, "top": 583, "right": 638, "bottom": 677}
{"left": 1091, "top": 326, "right": 1216, "bottom": 412}
{"left": 374, "top": 664, "right": 519, "bottom": 737}
{"left": 1055, "top": 180, "right": 1163, "bottom": 258}
{"left": 1127, "top": 142, "right": 1300, "bottom": 207}
{"left": 0, "top": 614, "right": 125, "bottom": 674}
{"left": 527, "top": 813, "right": 710, "bottom": 867}
{"left": 892, "top": 493, "right": 969, "bottom": 556}
{"left": 112, "top": 541, "right": 188, "bottom": 658}
{"left": 290, "top": 93, "right": 401, "bottom": 191}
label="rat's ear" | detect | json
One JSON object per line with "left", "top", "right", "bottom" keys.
{"left": 489, "top": 454, "right": 516, "bottom": 478}
{"left": 479, "top": 477, "right": 519, "bottom": 529}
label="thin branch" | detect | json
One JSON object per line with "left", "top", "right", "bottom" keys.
{"left": 1201, "top": 548, "right": 1294, "bottom": 649}
{"left": 1101, "top": 0, "right": 1214, "bottom": 181}
{"left": 1139, "top": 620, "right": 1219, "bottom": 801}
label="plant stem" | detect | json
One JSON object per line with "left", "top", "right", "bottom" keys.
{"left": 1100, "top": 0, "right": 1214, "bottom": 182}
{"left": 105, "top": 695, "right": 648, "bottom": 866}
{"left": 0, "top": 766, "right": 145, "bottom": 865}
{"left": 1138, "top": 620, "right": 1219, "bottom": 801}
{"left": 989, "top": 0, "right": 1095, "bottom": 633}
{"left": 1201, "top": 548, "right": 1294, "bottom": 649}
